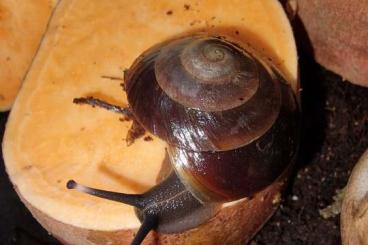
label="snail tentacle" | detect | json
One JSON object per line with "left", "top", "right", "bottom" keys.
{"left": 67, "top": 173, "right": 219, "bottom": 233}
{"left": 131, "top": 215, "right": 158, "bottom": 245}
{"left": 66, "top": 180, "right": 145, "bottom": 209}
{"left": 67, "top": 179, "right": 158, "bottom": 244}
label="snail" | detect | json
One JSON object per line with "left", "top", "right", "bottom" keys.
{"left": 66, "top": 34, "right": 299, "bottom": 245}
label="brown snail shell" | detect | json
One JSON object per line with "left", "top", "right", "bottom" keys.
{"left": 125, "top": 35, "right": 299, "bottom": 202}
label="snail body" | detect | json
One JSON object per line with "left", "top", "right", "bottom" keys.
{"left": 68, "top": 35, "right": 299, "bottom": 244}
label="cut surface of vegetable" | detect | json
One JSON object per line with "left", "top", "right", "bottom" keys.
{"left": 3, "top": 0, "right": 298, "bottom": 244}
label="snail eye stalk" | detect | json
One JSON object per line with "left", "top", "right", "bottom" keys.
{"left": 66, "top": 180, "right": 145, "bottom": 209}
{"left": 66, "top": 180, "right": 158, "bottom": 245}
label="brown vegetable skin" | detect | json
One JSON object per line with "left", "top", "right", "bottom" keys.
{"left": 2, "top": 0, "right": 298, "bottom": 244}
{"left": 341, "top": 149, "right": 368, "bottom": 245}
{"left": 0, "top": 0, "right": 59, "bottom": 111}
{"left": 292, "top": 0, "right": 368, "bottom": 87}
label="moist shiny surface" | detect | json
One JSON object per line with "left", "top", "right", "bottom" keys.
{"left": 125, "top": 35, "right": 299, "bottom": 202}
{"left": 170, "top": 83, "right": 299, "bottom": 202}
{"left": 155, "top": 37, "right": 260, "bottom": 112}
{"left": 125, "top": 37, "right": 282, "bottom": 152}
{"left": 135, "top": 173, "right": 219, "bottom": 233}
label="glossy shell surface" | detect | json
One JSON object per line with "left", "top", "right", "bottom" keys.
{"left": 125, "top": 35, "right": 299, "bottom": 202}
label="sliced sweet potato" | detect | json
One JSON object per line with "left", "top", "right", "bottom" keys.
{"left": 3, "top": 0, "right": 298, "bottom": 244}
{"left": 0, "top": 0, "right": 58, "bottom": 111}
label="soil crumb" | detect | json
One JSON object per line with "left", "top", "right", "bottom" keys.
{"left": 126, "top": 120, "right": 145, "bottom": 146}
{"left": 144, "top": 136, "right": 153, "bottom": 142}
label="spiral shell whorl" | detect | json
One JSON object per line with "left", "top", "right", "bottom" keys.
{"left": 125, "top": 35, "right": 286, "bottom": 152}
{"left": 181, "top": 38, "right": 245, "bottom": 84}
{"left": 155, "top": 37, "right": 259, "bottom": 112}
{"left": 124, "top": 34, "right": 299, "bottom": 202}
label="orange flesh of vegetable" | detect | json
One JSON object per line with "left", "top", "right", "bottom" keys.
{"left": 3, "top": 0, "right": 298, "bottom": 243}
{"left": 0, "top": 0, "right": 58, "bottom": 111}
